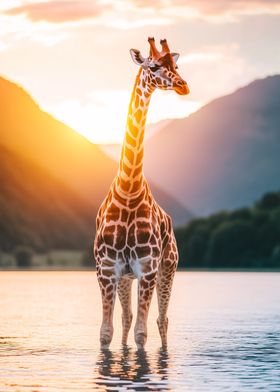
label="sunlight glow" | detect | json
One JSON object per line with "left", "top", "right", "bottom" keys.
{"left": 45, "top": 90, "right": 201, "bottom": 144}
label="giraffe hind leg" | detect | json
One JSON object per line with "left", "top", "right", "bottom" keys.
{"left": 156, "top": 254, "right": 177, "bottom": 348}
{"left": 134, "top": 268, "right": 158, "bottom": 349}
{"left": 117, "top": 277, "right": 133, "bottom": 345}
{"left": 97, "top": 263, "right": 117, "bottom": 349}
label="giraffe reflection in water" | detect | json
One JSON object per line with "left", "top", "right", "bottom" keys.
{"left": 93, "top": 347, "right": 170, "bottom": 391}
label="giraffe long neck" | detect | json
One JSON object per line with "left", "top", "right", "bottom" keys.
{"left": 117, "top": 68, "right": 153, "bottom": 196}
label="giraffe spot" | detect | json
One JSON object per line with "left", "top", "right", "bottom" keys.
{"left": 135, "top": 94, "right": 139, "bottom": 108}
{"left": 142, "top": 79, "right": 146, "bottom": 88}
{"left": 137, "top": 221, "right": 151, "bottom": 239}
{"left": 128, "top": 224, "right": 136, "bottom": 247}
{"left": 106, "top": 203, "right": 120, "bottom": 222}
{"left": 140, "top": 99, "right": 144, "bottom": 107}
{"left": 143, "top": 291, "right": 150, "bottom": 301}
{"left": 152, "top": 246, "right": 160, "bottom": 258}
{"left": 99, "top": 276, "right": 111, "bottom": 287}
{"left": 125, "top": 132, "right": 136, "bottom": 148}
{"left": 139, "top": 131, "right": 144, "bottom": 145}
{"left": 130, "top": 123, "right": 138, "bottom": 137}
{"left": 101, "top": 259, "right": 115, "bottom": 268}
{"left": 137, "top": 230, "right": 150, "bottom": 244}
{"left": 103, "top": 268, "right": 114, "bottom": 277}
{"left": 107, "top": 292, "right": 114, "bottom": 301}
{"left": 164, "top": 259, "right": 172, "bottom": 267}
{"left": 144, "top": 92, "right": 149, "bottom": 98}
{"left": 121, "top": 209, "right": 129, "bottom": 222}
{"left": 123, "top": 162, "right": 132, "bottom": 177}
{"left": 120, "top": 178, "right": 130, "bottom": 192}
{"left": 141, "top": 279, "right": 149, "bottom": 289}
{"left": 136, "top": 205, "right": 150, "bottom": 219}
{"left": 131, "top": 180, "right": 142, "bottom": 193}
{"left": 136, "top": 148, "right": 143, "bottom": 165}
{"left": 142, "top": 263, "right": 152, "bottom": 273}
{"left": 136, "top": 88, "right": 142, "bottom": 95}
{"left": 128, "top": 211, "right": 135, "bottom": 225}
{"left": 125, "top": 146, "right": 134, "bottom": 164}
{"left": 150, "top": 234, "right": 157, "bottom": 245}
{"left": 135, "top": 109, "right": 142, "bottom": 123}
{"left": 145, "top": 271, "right": 157, "bottom": 281}
{"left": 103, "top": 226, "right": 115, "bottom": 246}
{"left": 133, "top": 165, "right": 142, "bottom": 178}
{"left": 115, "top": 225, "right": 126, "bottom": 250}
{"left": 156, "top": 77, "right": 162, "bottom": 84}
{"left": 107, "top": 248, "right": 117, "bottom": 260}
{"left": 135, "top": 246, "right": 151, "bottom": 258}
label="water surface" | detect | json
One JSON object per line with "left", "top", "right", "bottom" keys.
{"left": 0, "top": 271, "right": 279, "bottom": 391}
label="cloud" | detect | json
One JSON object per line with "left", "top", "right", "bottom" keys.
{"left": 5, "top": 1, "right": 110, "bottom": 23}
{"left": 3, "top": 0, "right": 280, "bottom": 30}
{"left": 129, "top": 0, "right": 280, "bottom": 17}
{"left": 116, "top": 0, "right": 280, "bottom": 24}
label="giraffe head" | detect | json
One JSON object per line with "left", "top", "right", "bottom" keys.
{"left": 130, "top": 37, "right": 189, "bottom": 95}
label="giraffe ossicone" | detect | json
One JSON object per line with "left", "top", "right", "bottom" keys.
{"left": 94, "top": 37, "right": 190, "bottom": 349}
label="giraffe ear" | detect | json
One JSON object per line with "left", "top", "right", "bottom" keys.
{"left": 130, "top": 49, "right": 147, "bottom": 67}
{"left": 171, "top": 52, "right": 180, "bottom": 63}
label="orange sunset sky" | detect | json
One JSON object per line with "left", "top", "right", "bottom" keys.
{"left": 1, "top": 0, "right": 280, "bottom": 143}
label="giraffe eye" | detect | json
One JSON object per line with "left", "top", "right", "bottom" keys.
{"left": 149, "top": 65, "right": 160, "bottom": 72}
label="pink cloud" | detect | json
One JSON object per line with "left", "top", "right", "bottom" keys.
{"left": 131, "top": 0, "right": 280, "bottom": 15}
{"left": 4, "top": 0, "right": 280, "bottom": 25}
{"left": 5, "top": 1, "right": 110, "bottom": 23}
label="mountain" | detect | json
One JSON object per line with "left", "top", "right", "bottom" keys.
{"left": 145, "top": 75, "right": 280, "bottom": 215}
{"left": 0, "top": 76, "right": 192, "bottom": 227}
{"left": 0, "top": 145, "right": 94, "bottom": 252}
{"left": 0, "top": 76, "right": 115, "bottom": 206}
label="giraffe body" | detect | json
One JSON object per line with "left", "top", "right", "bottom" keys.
{"left": 94, "top": 37, "right": 189, "bottom": 349}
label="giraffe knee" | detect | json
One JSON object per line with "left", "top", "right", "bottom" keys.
{"left": 157, "top": 316, "right": 168, "bottom": 330}
{"left": 122, "top": 311, "right": 133, "bottom": 325}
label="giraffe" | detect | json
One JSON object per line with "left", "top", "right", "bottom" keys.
{"left": 94, "top": 37, "right": 189, "bottom": 350}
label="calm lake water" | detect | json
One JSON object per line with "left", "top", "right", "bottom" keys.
{"left": 0, "top": 271, "right": 279, "bottom": 391}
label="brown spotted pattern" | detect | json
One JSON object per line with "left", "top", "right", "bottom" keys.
{"left": 94, "top": 38, "right": 189, "bottom": 349}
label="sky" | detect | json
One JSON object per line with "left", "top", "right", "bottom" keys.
{"left": 0, "top": 0, "right": 280, "bottom": 144}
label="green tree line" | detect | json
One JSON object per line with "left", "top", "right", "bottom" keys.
{"left": 175, "top": 191, "right": 280, "bottom": 269}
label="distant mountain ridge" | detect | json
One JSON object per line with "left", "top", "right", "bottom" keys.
{"left": 144, "top": 75, "right": 280, "bottom": 215}
{"left": 0, "top": 145, "right": 93, "bottom": 251}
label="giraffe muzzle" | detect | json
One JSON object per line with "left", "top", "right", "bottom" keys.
{"left": 174, "top": 81, "right": 190, "bottom": 95}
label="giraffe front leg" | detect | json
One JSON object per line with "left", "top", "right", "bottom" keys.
{"left": 134, "top": 270, "right": 157, "bottom": 349}
{"left": 97, "top": 264, "right": 117, "bottom": 349}
{"left": 117, "top": 277, "right": 133, "bottom": 345}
